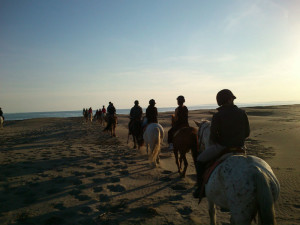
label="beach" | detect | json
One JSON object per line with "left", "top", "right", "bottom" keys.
{"left": 0, "top": 105, "right": 300, "bottom": 225}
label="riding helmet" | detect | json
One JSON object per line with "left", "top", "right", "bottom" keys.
{"left": 134, "top": 100, "right": 139, "bottom": 105}
{"left": 149, "top": 99, "right": 156, "bottom": 105}
{"left": 216, "top": 89, "right": 236, "bottom": 106}
{"left": 177, "top": 95, "right": 185, "bottom": 102}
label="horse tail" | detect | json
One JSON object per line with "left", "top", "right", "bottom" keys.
{"left": 151, "top": 127, "right": 161, "bottom": 163}
{"left": 254, "top": 166, "right": 276, "bottom": 225}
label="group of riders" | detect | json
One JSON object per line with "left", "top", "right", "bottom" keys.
{"left": 81, "top": 89, "right": 250, "bottom": 203}
{"left": 128, "top": 89, "right": 250, "bottom": 202}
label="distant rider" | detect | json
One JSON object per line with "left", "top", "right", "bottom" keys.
{"left": 193, "top": 89, "right": 250, "bottom": 201}
{"left": 168, "top": 95, "right": 189, "bottom": 150}
{"left": 101, "top": 105, "right": 106, "bottom": 114}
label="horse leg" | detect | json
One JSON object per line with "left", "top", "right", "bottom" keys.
{"left": 133, "top": 136, "right": 137, "bottom": 149}
{"left": 173, "top": 149, "right": 180, "bottom": 174}
{"left": 208, "top": 200, "right": 216, "bottom": 225}
{"left": 181, "top": 154, "right": 188, "bottom": 177}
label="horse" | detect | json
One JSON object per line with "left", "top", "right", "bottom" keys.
{"left": 88, "top": 111, "right": 93, "bottom": 122}
{"left": 127, "top": 119, "right": 144, "bottom": 149}
{"left": 0, "top": 116, "right": 3, "bottom": 128}
{"left": 143, "top": 122, "right": 164, "bottom": 165}
{"left": 194, "top": 120, "right": 280, "bottom": 225}
{"left": 100, "top": 113, "right": 106, "bottom": 126}
{"left": 171, "top": 115, "right": 199, "bottom": 177}
{"left": 103, "top": 114, "right": 117, "bottom": 137}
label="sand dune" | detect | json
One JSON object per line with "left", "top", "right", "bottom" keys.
{"left": 0, "top": 105, "right": 299, "bottom": 224}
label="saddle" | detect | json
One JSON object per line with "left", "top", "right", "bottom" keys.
{"left": 199, "top": 147, "right": 245, "bottom": 199}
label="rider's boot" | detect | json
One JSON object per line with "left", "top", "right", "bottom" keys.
{"left": 193, "top": 161, "right": 206, "bottom": 201}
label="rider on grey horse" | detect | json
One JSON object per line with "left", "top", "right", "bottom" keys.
{"left": 145, "top": 99, "right": 158, "bottom": 124}
{"left": 193, "top": 89, "right": 250, "bottom": 201}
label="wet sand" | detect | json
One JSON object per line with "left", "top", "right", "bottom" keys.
{"left": 0, "top": 104, "right": 299, "bottom": 224}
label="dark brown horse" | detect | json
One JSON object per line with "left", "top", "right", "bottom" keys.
{"left": 103, "top": 114, "right": 117, "bottom": 137}
{"left": 127, "top": 119, "right": 144, "bottom": 149}
{"left": 171, "top": 115, "right": 199, "bottom": 177}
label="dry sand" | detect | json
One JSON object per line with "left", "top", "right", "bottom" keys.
{"left": 0, "top": 105, "right": 299, "bottom": 225}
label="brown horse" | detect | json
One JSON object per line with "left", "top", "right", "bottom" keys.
{"left": 171, "top": 115, "right": 199, "bottom": 177}
{"left": 103, "top": 114, "right": 117, "bottom": 137}
{"left": 127, "top": 119, "right": 144, "bottom": 149}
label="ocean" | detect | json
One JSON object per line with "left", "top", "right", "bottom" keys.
{"left": 3, "top": 102, "right": 299, "bottom": 121}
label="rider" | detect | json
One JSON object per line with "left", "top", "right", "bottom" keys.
{"left": 128, "top": 100, "right": 143, "bottom": 134}
{"left": 146, "top": 99, "right": 158, "bottom": 124}
{"left": 168, "top": 95, "right": 189, "bottom": 150}
{"left": 0, "top": 107, "right": 4, "bottom": 120}
{"left": 107, "top": 102, "right": 116, "bottom": 115}
{"left": 101, "top": 105, "right": 106, "bottom": 114}
{"left": 193, "top": 89, "right": 250, "bottom": 201}
{"left": 104, "top": 102, "right": 117, "bottom": 132}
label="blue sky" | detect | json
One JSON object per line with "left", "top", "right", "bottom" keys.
{"left": 1, "top": 0, "right": 299, "bottom": 113}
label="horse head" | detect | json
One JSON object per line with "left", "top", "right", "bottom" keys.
{"left": 194, "top": 119, "right": 211, "bottom": 152}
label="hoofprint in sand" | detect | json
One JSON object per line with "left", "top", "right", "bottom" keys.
{"left": 0, "top": 104, "right": 299, "bottom": 224}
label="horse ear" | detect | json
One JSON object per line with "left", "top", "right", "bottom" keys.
{"left": 194, "top": 120, "right": 201, "bottom": 127}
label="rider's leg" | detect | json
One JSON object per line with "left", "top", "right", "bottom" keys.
{"left": 193, "top": 161, "right": 206, "bottom": 199}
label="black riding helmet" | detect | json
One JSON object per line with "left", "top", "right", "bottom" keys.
{"left": 177, "top": 95, "right": 185, "bottom": 103}
{"left": 149, "top": 99, "right": 156, "bottom": 105}
{"left": 216, "top": 89, "right": 236, "bottom": 106}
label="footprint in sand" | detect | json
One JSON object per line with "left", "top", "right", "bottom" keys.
{"left": 80, "top": 206, "right": 93, "bottom": 214}
{"left": 75, "top": 194, "right": 91, "bottom": 201}
{"left": 159, "top": 175, "right": 172, "bottom": 182}
{"left": 119, "top": 170, "right": 129, "bottom": 175}
{"left": 105, "top": 171, "right": 112, "bottom": 176}
{"left": 171, "top": 184, "right": 187, "bottom": 191}
{"left": 110, "top": 177, "right": 120, "bottom": 183}
{"left": 293, "top": 204, "right": 300, "bottom": 209}
{"left": 162, "top": 170, "right": 173, "bottom": 174}
{"left": 178, "top": 206, "right": 193, "bottom": 216}
{"left": 93, "top": 186, "right": 103, "bottom": 192}
{"left": 107, "top": 184, "right": 126, "bottom": 192}
{"left": 99, "top": 194, "right": 110, "bottom": 202}
{"left": 169, "top": 195, "right": 184, "bottom": 201}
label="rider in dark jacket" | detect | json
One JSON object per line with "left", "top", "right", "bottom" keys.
{"left": 146, "top": 99, "right": 158, "bottom": 124}
{"left": 168, "top": 95, "right": 189, "bottom": 149}
{"left": 129, "top": 100, "right": 143, "bottom": 134}
{"left": 193, "top": 89, "right": 250, "bottom": 201}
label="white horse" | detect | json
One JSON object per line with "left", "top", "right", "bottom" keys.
{"left": 101, "top": 113, "right": 106, "bottom": 126}
{"left": 0, "top": 116, "right": 3, "bottom": 128}
{"left": 143, "top": 123, "right": 164, "bottom": 165}
{"left": 195, "top": 120, "right": 280, "bottom": 225}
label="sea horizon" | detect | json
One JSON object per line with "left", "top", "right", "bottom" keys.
{"left": 3, "top": 101, "right": 300, "bottom": 121}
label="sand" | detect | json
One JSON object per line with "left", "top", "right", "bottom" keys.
{"left": 0, "top": 105, "right": 299, "bottom": 225}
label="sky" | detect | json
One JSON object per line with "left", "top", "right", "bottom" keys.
{"left": 1, "top": 0, "right": 300, "bottom": 113}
